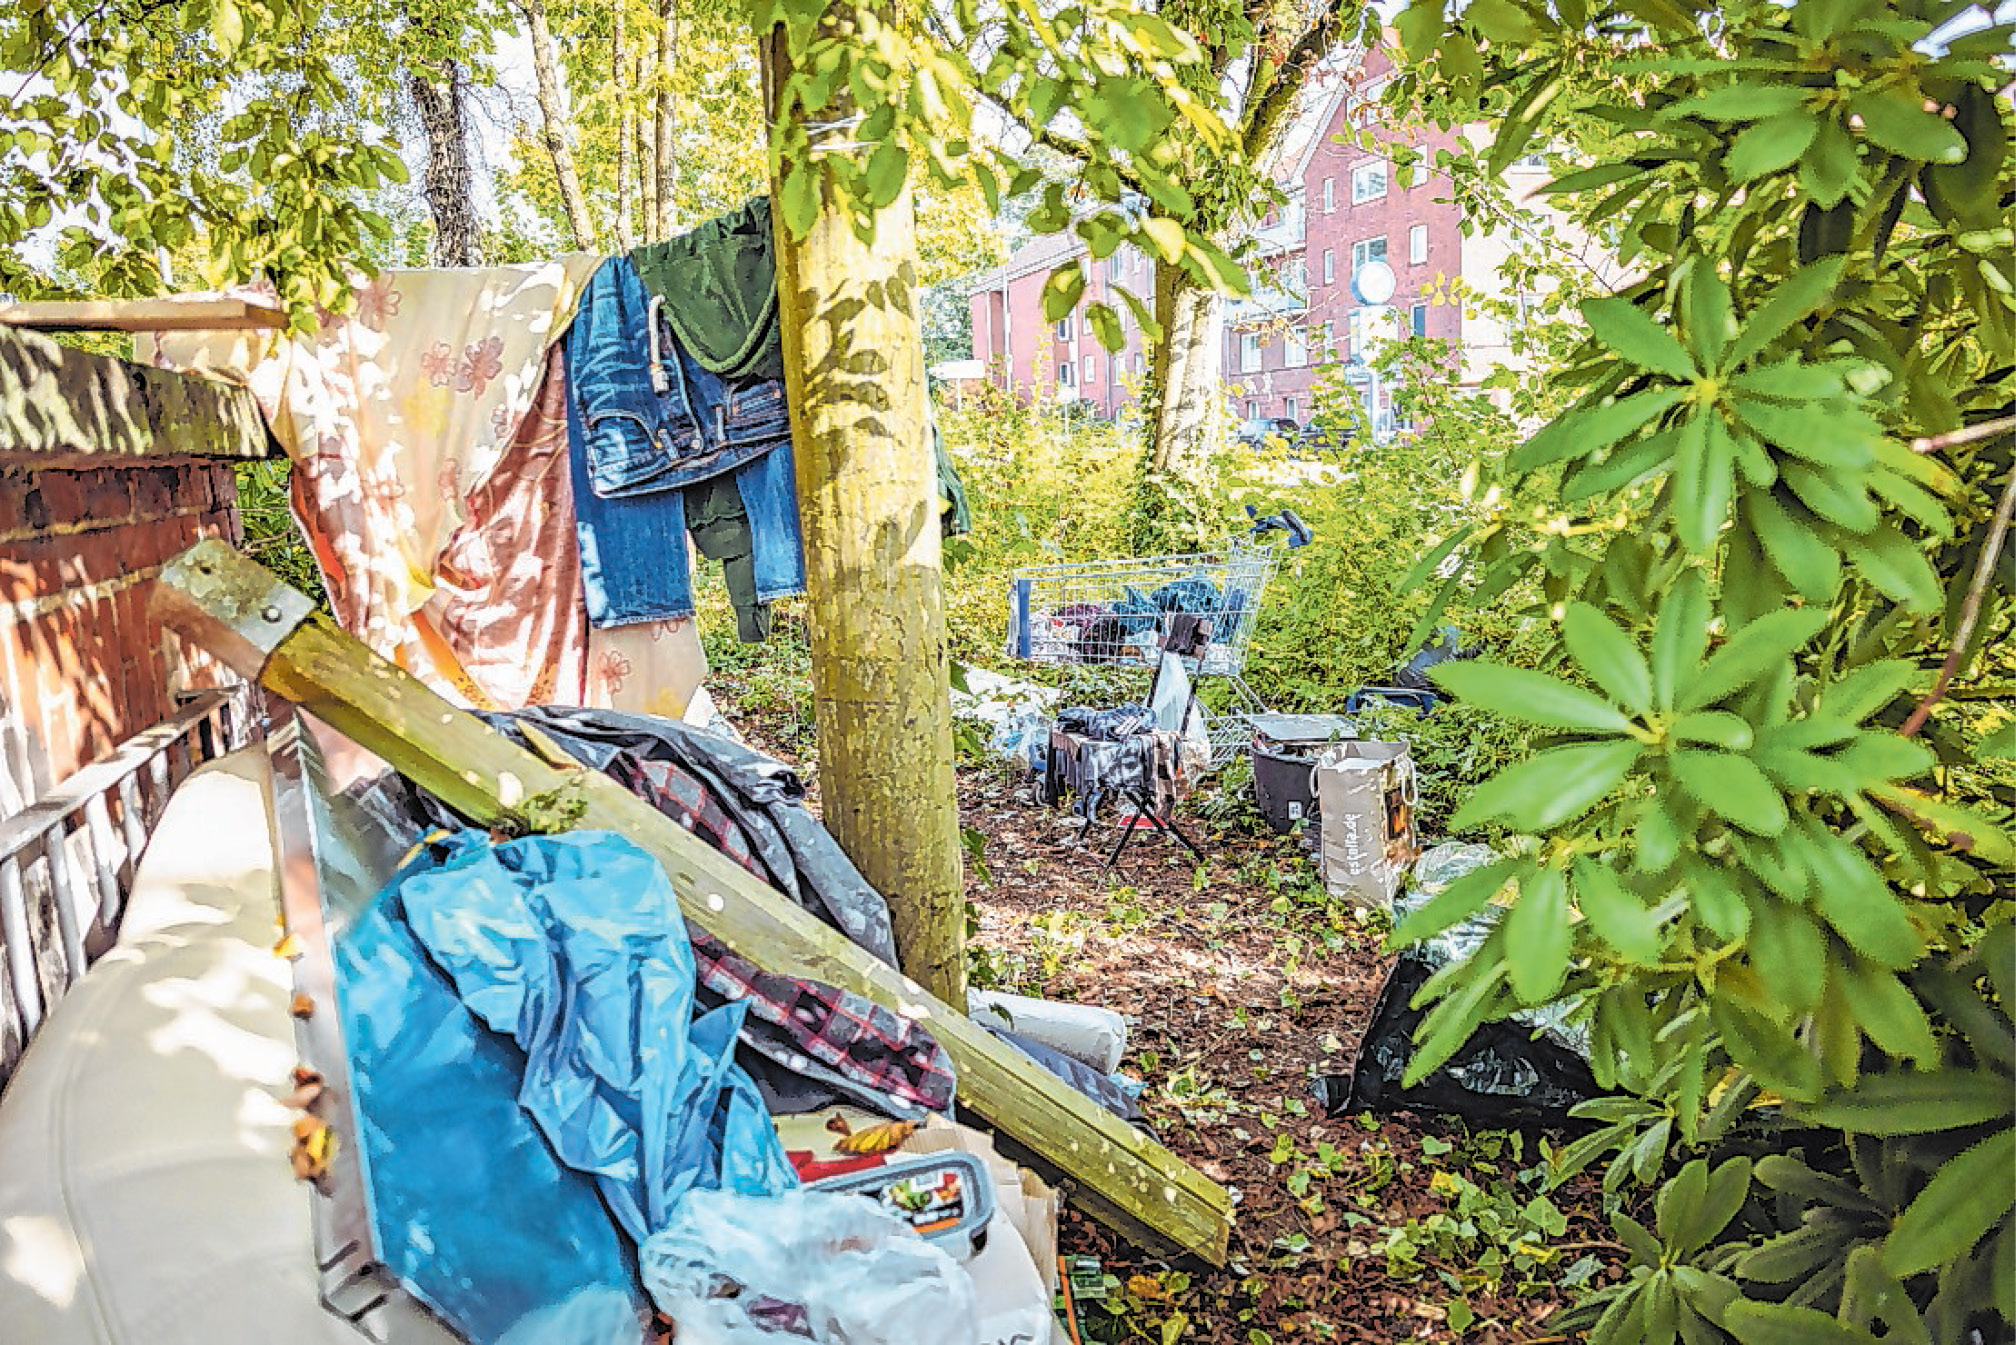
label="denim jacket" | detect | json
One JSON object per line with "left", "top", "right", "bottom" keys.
{"left": 566, "top": 257, "right": 805, "bottom": 629}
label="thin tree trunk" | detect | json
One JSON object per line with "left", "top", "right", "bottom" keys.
{"left": 1137, "top": 256, "right": 1224, "bottom": 546}
{"left": 636, "top": 42, "right": 657, "bottom": 241}
{"left": 611, "top": 1, "right": 635, "bottom": 251}
{"left": 652, "top": 0, "right": 678, "bottom": 239}
{"left": 517, "top": 0, "right": 597, "bottom": 250}
{"left": 407, "top": 61, "right": 480, "bottom": 267}
{"left": 758, "top": 23, "right": 966, "bottom": 1006}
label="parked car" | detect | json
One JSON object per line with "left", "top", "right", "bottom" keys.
{"left": 1236, "top": 416, "right": 1301, "bottom": 445}
{"left": 1295, "top": 420, "right": 1354, "bottom": 452}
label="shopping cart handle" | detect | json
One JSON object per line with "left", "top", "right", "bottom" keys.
{"left": 1243, "top": 505, "right": 1314, "bottom": 548}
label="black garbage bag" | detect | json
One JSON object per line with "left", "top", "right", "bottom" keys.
{"left": 1312, "top": 952, "right": 1601, "bottom": 1128}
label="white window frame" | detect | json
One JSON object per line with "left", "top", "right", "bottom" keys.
{"left": 1352, "top": 236, "right": 1388, "bottom": 272}
{"left": 1284, "top": 326, "right": 1307, "bottom": 369}
{"left": 1284, "top": 396, "right": 1298, "bottom": 421}
{"left": 1321, "top": 177, "right": 1336, "bottom": 212}
{"left": 1240, "top": 332, "right": 1263, "bottom": 374}
{"left": 1054, "top": 317, "right": 1071, "bottom": 340}
{"left": 1083, "top": 353, "right": 1096, "bottom": 384}
{"left": 1409, "top": 224, "right": 1428, "bottom": 265}
{"left": 1350, "top": 161, "right": 1387, "bottom": 204}
{"left": 1411, "top": 302, "right": 1429, "bottom": 337}
{"left": 1058, "top": 361, "right": 1074, "bottom": 387}
{"left": 1322, "top": 249, "right": 1335, "bottom": 286}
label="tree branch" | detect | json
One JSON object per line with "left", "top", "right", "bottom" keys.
{"left": 1239, "top": 2, "right": 1360, "bottom": 163}
{"left": 1900, "top": 449, "right": 2016, "bottom": 738}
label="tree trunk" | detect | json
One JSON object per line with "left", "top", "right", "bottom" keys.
{"left": 757, "top": 25, "right": 965, "bottom": 1006}
{"left": 652, "top": 0, "right": 678, "bottom": 239}
{"left": 1136, "top": 256, "right": 1224, "bottom": 547}
{"left": 407, "top": 61, "right": 480, "bottom": 267}
{"left": 611, "top": 3, "right": 636, "bottom": 251}
{"left": 517, "top": 0, "right": 597, "bottom": 250}
{"left": 636, "top": 37, "right": 658, "bottom": 241}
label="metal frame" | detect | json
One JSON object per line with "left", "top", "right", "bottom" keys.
{"left": 265, "top": 712, "right": 461, "bottom": 1345}
{"left": 0, "top": 686, "right": 254, "bottom": 1086}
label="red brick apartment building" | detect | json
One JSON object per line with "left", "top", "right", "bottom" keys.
{"left": 966, "top": 45, "right": 1561, "bottom": 423}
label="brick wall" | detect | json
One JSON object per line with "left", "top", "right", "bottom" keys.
{"left": 0, "top": 460, "right": 242, "bottom": 817}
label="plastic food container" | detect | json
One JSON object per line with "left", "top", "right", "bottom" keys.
{"left": 809, "top": 1153, "right": 995, "bottom": 1260}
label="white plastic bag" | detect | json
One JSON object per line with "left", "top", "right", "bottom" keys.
{"left": 640, "top": 1188, "right": 981, "bottom": 1345}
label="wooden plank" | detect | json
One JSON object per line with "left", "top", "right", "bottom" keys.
{"left": 0, "top": 297, "right": 286, "bottom": 333}
{"left": 154, "top": 541, "right": 1235, "bottom": 1265}
{"left": 0, "top": 326, "right": 273, "bottom": 466}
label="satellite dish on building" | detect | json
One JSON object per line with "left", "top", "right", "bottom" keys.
{"left": 1351, "top": 260, "right": 1396, "bottom": 306}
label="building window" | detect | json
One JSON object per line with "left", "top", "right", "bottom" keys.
{"left": 1316, "top": 321, "right": 1334, "bottom": 359}
{"left": 1247, "top": 400, "right": 1260, "bottom": 418}
{"left": 1133, "top": 353, "right": 1144, "bottom": 374}
{"left": 1322, "top": 249, "right": 1335, "bottom": 286}
{"left": 1409, "top": 224, "right": 1428, "bottom": 264}
{"left": 1284, "top": 326, "right": 1307, "bottom": 368}
{"left": 1284, "top": 257, "right": 1307, "bottom": 293}
{"left": 1351, "top": 161, "right": 1387, "bottom": 204}
{"left": 1054, "top": 317, "right": 1071, "bottom": 340}
{"left": 1352, "top": 236, "right": 1388, "bottom": 272}
{"left": 1082, "top": 311, "right": 1095, "bottom": 338}
{"left": 1322, "top": 177, "right": 1336, "bottom": 212}
{"left": 1284, "top": 396, "right": 1298, "bottom": 421}
{"left": 1411, "top": 302, "right": 1428, "bottom": 337}
{"left": 1058, "top": 361, "right": 1073, "bottom": 387}
{"left": 1408, "top": 161, "right": 1431, "bottom": 189}
{"left": 1240, "top": 333, "right": 1263, "bottom": 373}
{"left": 1083, "top": 354, "right": 1096, "bottom": 384}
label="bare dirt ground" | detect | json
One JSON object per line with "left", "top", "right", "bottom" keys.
{"left": 723, "top": 689, "right": 1622, "bottom": 1344}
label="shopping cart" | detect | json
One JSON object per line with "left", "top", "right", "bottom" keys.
{"left": 1005, "top": 508, "right": 1311, "bottom": 764}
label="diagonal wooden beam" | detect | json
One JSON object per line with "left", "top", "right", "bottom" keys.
{"left": 151, "top": 538, "right": 1234, "bottom": 1266}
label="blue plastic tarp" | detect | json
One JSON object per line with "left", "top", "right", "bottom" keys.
{"left": 335, "top": 828, "right": 797, "bottom": 1343}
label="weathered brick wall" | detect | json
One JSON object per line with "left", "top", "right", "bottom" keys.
{"left": 0, "top": 460, "right": 244, "bottom": 818}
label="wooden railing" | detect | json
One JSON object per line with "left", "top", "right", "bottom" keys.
{"left": 0, "top": 687, "right": 257, "bottom": 1087}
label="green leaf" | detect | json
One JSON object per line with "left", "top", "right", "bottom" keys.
{"left": 213, "top": 0, "right": 245, "bottom": 55}
{"left": 1085, "top": 302, "right": 1124, "bottom": 353}
{"left": 1798, "top": 1069, "right": 2015, "bottom": 1137}
{"left": 1573, "top": 858, "right": 1663, "bottom": 963}
{"left": 1840, "top": 526, "right": 1942, "bottom": 613}
{"left": 1452, "top": 739, "right": 1644, "bottom": 832}
{"left": 1671, "top": 413, "right": 1736, "bottom": 553}
{"left": 1841, "top": 961, "right": 1939, "bottom": 1065}
{"left": 1564, "top": 602, "right": 1654, "bottom": 715}
{"left": 1666, "top": 83, "right": 1810, "bottom": 122}
{"left": 1671, "top": 748, "right": 1789, "bottom": 835}
{"left": 1848, "top": 87, "right": 1968, "bottom": 165}
{"left": 779, "top": 162, "right": 820, "bottom": 238}
{"left": 1671, "top": 711, "right": 1753, "bottom": 749}
{"left": 1784, "top": 462, "right": 1880, "bottom": 533}
{"left": 1398, "top": 525, "right": 1476, "bottom": 593}
{"left": 1674, "top": 1156, "right": 1753, "bottom": 1255}
{"left": 1724, "top": 258, "right": 1846, "bottom": 368}
{"left": 1801, "top": 115, "right": 1860, "bottom": 208}
{"left": 1039, "top": 263, "right": 1087, "bottom": 322}
{"left": 1882, "top": 1128, "right": 2016, "bottom": 1277}
{"left": 1745, "top": 489, "right": 1842, "bottom": 601}
{"left": 1723, "top": 1300, "right": 1883, "bottom": 1344}
{"left": 1651, "top": 570, "right": 1711, "bottom": 709}
{"left": 1396, "top": 0, "right": 1447, "bottom": 65}
{"left": 1713, "top": 996, "right": 1823, "bottom": 1101}
{"left": 1754, "top": 1153, "right": 1880, "bottom": 1212}
{"left": 1745, "top": 897, "right": 1825, "bottom": 1012}
{"left": 1139, "top": 216, "right": 1185, "bottom": 263}
{"left": 1390, "top": 857, "right": 1526, "bottom": 947}
{"left": 1803, "top": 824, "right": 1923, "bottom": 968}
{"left": 1541, "top": 161, "right": 1646, "bottom": 195}
{"left": 1584, "top": 297, "right": 1696, "bottom": 380}
{"left": 1405, "top": 960, "right": 1507, "bottom": 1084}
{"left": 1727, "top": 112, "right": 1819, "bottom": 180}
{"left": 1431, "top": 661, "right": 1635, "bottom": 733}
{"left": 1679, "top": 608, "right": 1828, "bottom": 711}
{"left": 1681, "top": 260, "right": 1732, "bottom": 368}
{"left": 1512, "top": 387, "right": 1687, "bottom": 470}
{"left": 1506, "top": 864, "right": 1571, "bottom": 1003}
{"left": 1656, "top": 1158, "right": 1711, "bottom": 1248}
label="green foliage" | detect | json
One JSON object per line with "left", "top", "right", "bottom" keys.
{"left": 1382, "top": 0, "right": 2016, "bottom": 1338}
{"left": 234, "top": 460, "right": 328, "bottom": 608}
{"left": 0, "top": 0, "right": 479, "bottom": 319}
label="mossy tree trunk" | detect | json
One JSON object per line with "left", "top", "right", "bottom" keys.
{"left": 757, "top": 26, "right": 966, "bottom": 1006}
{"left": 1135, "top": 254, "right": 1225, "bottom": 549}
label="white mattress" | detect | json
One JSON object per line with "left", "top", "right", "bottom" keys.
{"left": 0, "top": 751, "right": 370, "bottom": 1345}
